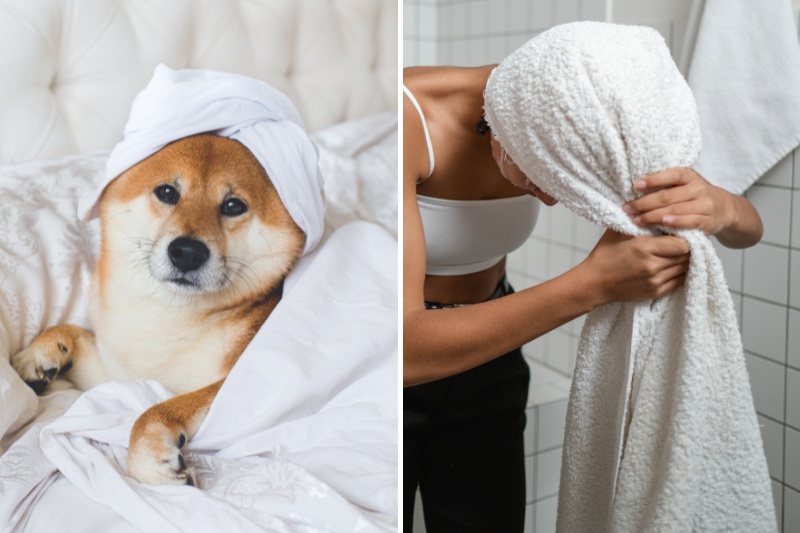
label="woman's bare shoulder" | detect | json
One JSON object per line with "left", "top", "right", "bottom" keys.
{"left": 403, "top": 66, "right": 485, "bottom": 93}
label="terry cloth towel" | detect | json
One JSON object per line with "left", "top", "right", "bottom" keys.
{"left": 484, "top": 22, "right": 776, "bottom": 533}
{"left": 78, "top": 64, "right": 326, "bottom": 256}
{"left": 680, "top": 0, "right": 800, "bottom": 194}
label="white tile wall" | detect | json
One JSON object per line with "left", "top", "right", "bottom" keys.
{"left": 535, "top": 495, "right": 558, "bottom": 533}
{"left": 404, "top": 2, "right": 800, "bottom": 531}
{"left": 793, "top": 191, "right": 800, "bottom": 249}
{"left": 535, "top": 448, "right": 562, "bottom": 499}
{"left": 761, "top": 414, "right": 786, "bottom": 481}
{"left": 791, "top": 250, "right": 800, "bottom": 308}
{"left": 530, "top": 0, "right": 554, "bottom": 28}
{"left": 524, "top": 359, "right": 570, "bottom": 533}
{"left": 555, "top": 0, "right": 580, "bottom": 25}
{"left": 418, "top": 4, "right": 438, "bottom": 38}
{"left": 761, "top": 152, "right": 794, "bottom": 187}
{"left": 743, "top": 243, "right": 790, "bottom": 306}
{"left": 774, "top": 480, "right": 785, "bottom": 533}
{"left": 746, "top": 353, "right": 786, "bottom": 422}
{"left": 747, "top": 184, "right": 792, "bottom": 246}
{"left": 536, "top": 397, "right": 568, "bottom": 451}
{"left": 786, "top": 486, "right": 800, "bottom": 533}
{"left": 789, "top": 309, "right": 800, "bottom": 371}
{"left": 713, "top": 240, "right": 743, "bottom": 292}
{"left": 526, "top": 454, "right": 536, "bottom": 504}
{"left": 787, "top": 367, "right": 800, "bottom": 430}
{"left": 743, "top": 297, "right": 788, "bottom": 364}
{"left": 787, "top": 427, "right": 800, "bottom": 491}
{"left": 746, "top": 149, "right": 800, "bottom": 533}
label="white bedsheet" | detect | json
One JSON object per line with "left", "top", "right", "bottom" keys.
{"left": 0, "top": 114, "right": 398, "bottom": 533}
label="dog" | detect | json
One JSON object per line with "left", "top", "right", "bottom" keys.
{"left": 11, "top": 134, "right": 305, "bottom": 486}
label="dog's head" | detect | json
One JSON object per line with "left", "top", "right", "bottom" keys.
{"left": 97, "top": 134, "right": 305, "bottom": 305}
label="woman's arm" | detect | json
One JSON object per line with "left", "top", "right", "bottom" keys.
{"left": 403, "top": 99, "right": 691, "bottom": 387}
{"left": 622, "top": 168, "right": 763, "bottom": 248}
{"left": 405, "top": 234, "right": 690, "bottom": 387}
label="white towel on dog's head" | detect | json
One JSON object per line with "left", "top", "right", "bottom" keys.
{"left": 79, "top": 64, "right": 325, "bottom": 256}
{"left": 486, "top": 22, "right": 775, "bottom": 533}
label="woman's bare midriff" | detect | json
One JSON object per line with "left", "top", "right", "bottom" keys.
{"left": 423, "top": 257, "right": 508, "bottom": 304}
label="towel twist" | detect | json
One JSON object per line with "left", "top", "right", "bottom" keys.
{"left": 79, "top": 64, "right": 326, "bottom": 256}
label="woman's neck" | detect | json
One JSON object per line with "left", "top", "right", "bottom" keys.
{"left": 411, "top": 66, "right": 495, "bottom": 127}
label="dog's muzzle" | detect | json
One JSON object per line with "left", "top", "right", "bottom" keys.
{"left": 168, "top": 237, "right": 210, "bottom": 273}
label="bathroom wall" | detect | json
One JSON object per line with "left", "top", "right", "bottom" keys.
{"left": 404, "top": 1, "right": 800, "bottom": 532}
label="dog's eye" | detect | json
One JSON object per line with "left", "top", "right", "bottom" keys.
{"left": 154, "top": 185, "right": 180, "bottom": 205}
{"left": 220, "top": 198, "right": 248, "bottom": 217}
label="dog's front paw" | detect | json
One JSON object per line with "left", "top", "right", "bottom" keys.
{"left": 11, "top": 336, "right": 73, "bottom": 395}
{"left": 128, "top": 422, "right": 195, "bottom": 486}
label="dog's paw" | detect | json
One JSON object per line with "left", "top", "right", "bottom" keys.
{"left": 11, "top": 342, "right": 71, "bottom": 395}
{"left": 128, "top": 423, "right": 195, "bottom": 486}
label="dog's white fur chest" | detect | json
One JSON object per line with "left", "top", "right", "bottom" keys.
{"left": 88, "top": 269, "right": 244, "bottom": 396}
{"left": 90, "top": 297, "right": 238, "bottom": 395}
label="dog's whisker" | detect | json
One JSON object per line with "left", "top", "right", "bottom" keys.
{"left": 255, "top": 231, "right": 277, "bottom": 272}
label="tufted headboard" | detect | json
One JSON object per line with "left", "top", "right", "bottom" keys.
{"left": 0, "top": 0, "right": 397, "bottom": 166}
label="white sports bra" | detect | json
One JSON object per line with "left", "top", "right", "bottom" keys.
{"left": 404, "top": 84, "right": 539, "bottom": 276}
{"left": 418, "top": 194, "right": 539, "bottom": 276}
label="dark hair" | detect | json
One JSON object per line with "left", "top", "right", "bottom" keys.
{"left": 475, "top": 116, "right": 490, "bottom": 136}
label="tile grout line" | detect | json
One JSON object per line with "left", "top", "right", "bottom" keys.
{"left": 783, "top": 148, "right": 797, "bottom": 528}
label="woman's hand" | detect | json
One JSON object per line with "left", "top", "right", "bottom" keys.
{"left": 581, "top": 229, "right": 691, "bottom": 304}
{"left": 621, "top": 168, "right": 763, "bottom": 249}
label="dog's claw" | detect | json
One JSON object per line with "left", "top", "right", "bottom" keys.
{"left": 25, "top": 379, "right": 50, "bottom": 395}
{"left": 11, "top": 334, "right": 72, "bottom": 396}
{"left": 176, "top": 453, "right": 187, "bottom": 472}
{"left": 128, "top": 424, "right": 197, "bottom": 487}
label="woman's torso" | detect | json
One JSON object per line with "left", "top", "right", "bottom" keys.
{"left": 404, "top": 66, "right": 538, "bottom": 304}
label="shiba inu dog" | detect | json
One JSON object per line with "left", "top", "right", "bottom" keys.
{"left": 11, "top": 134, "right": 305, "bottom": 486}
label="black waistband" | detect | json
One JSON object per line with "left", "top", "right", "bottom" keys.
{"left": 425, "top": 276, "right": 512, "bottom": 310}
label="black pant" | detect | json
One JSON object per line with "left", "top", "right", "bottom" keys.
{"left": 404, "top": 340, "right": 530, "bottom": 531}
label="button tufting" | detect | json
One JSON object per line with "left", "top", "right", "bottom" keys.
{"left": 0, "top": 0, "right": 397, "bottom": 165}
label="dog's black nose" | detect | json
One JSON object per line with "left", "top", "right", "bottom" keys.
{"left": 168, "top": 237, "right": 210, "bottom": 273}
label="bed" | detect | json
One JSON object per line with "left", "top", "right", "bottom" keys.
{"left": 0, "top": 1, "right": 398, "bottom": 531}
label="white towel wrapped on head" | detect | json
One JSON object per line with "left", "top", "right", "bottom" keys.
{"left": 78, "top": 64, "right": 326, "bottom": 257}
{"left": 485, "top": 22, "right": 775, "bottom": 533}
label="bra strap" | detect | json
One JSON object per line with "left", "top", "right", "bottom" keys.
{"left": 403, "top": 84, "right": 435, "bottom": 179}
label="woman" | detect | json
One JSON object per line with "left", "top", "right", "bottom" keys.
{"left": 402, "top": 64, "right": 762, "bottom": 532}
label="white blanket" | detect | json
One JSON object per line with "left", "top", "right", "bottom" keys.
{"left": 0, "top": 114, "right": 398, "bottom": 533}
{"left": 0, "top": 221, "right": 397, "bottom": 533}
{"left": 484, "top": 22, "right": 775, "bottom": 532}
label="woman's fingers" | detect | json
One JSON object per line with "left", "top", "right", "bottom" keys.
{"left": 588, "top": 230, "right": 692, "bottom": 302}
{"left": 631, "top": 203, "right": 709, "bottom": 229}
{"left": 654, "top": 259, "right": 690, "bottom": 283}
{"left": 654, "top": 272, "right": 687, "bottom": 298}
{"left": 622, "top": 168, "right": 734, "bottom": 235}
{"left": 646, "top": 234, "right": 690, "bottom": 257}
{"left": 624, "top": 184, "right": 699, "bottom": 217}
{"left": 633, "top": 167, "right": 693, "bottom": 191}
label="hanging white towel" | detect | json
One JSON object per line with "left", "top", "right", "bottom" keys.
{"left": 485, "top": 22, "right": 775, "bottom": 532}
{"left": 681, "top": 0, "right": 800, "bottom": 194}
